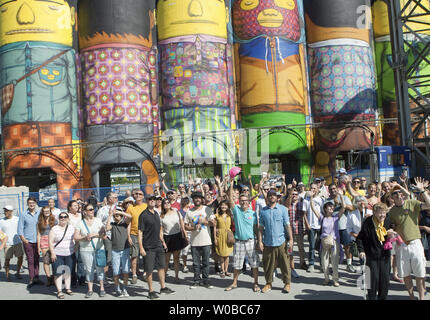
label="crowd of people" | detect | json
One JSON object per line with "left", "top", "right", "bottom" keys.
{"left": 1, "top": 168, "right": 430, "bottom": 300}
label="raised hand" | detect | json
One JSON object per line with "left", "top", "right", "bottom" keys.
{"left": 413, "top": 177, "right": 429, "bottom": 192}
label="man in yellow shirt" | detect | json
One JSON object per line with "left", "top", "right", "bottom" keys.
{"left": 126, "top": 188, "right": 147, "bottom": 284}
{"left": 345, "top": 176, "right": 366, "bottom": 202}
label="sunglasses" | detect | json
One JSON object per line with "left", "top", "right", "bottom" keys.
{"left": 292, "top": 193, "right": 298, "bottom": 196}
{"left": 59, "top": 216, "right": 68, "bottom": 219}
{"left": 353, "top": 181, "right": 361, "bottom": 184}
{"left": 136, "top": 193, "right": 144, "bottom": 196}
{"left": 148, "top": 198, "right": 157, "bottom": 201}
{"left": 86, "top": 208, "right": 95, "bottom": 211}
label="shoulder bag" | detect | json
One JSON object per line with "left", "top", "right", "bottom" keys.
{"left": 224, "top": 215, "right": 235, "bottom": 247}
{"left": 82, "top": 219, "right": 107, "bottom": 268}
{"left": 44, "top": 224, "right": 69, "bottom": 264}
{"left": 176, "top": 210, "right": 189, "bottom": 250}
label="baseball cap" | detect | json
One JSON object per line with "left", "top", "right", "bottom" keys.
{"left": 267, "top": 190, "right": 277, "bottom": 196}
{"left": 338, "top": 168, "right": 347, "bottom": 174}
{"left": 298, "top": 182, "right": 305, "bottom": 186}
{"left": 3, "top": 205, "right": 13, "bottom": 211}
{"left": 146, "top": 194, "right": 157, "bottom": 201}
{"left": 319, "top": 176, "right": 325, "bottom": 181}
{"left": 314, "top": 178, "right": 321, "bottom": 183}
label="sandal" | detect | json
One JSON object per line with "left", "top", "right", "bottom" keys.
{"left": 220, "top": 272, "right": 225, "bottom": 278}
{"left": 65, "top": 289, "right": 74, "bottom": 296}
{"left": 253, "top": 284, "right": 261, "bottom": 293}
{"left": 224, "top": 285, "right": 237, "bottom": 291}
{"left": 57, "top": 292, "right": 65, "bottom": 299}
{"left": 225, "top": 272, "right": 231, "bottom": 277}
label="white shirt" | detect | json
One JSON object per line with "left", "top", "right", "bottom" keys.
{"left": 0, "top": 216, "right": 20, "bottom": 246}
{"left": 347, "top": 208, "right": 373, "bottom": 238}
{"left": 185, "top": 206, "right": 212, "bottom": 247}
{"left": 97, "top": 205, "right": 115, "bottom": 239}
{"left": 51, "top": 208, "right": 61, "bottom": 223}
{"left": 256, "top": 196, "right": 267, "bottom": 218}
{"left": 303, "top": 196, "right": 324, "bottom": 229}
{"left": 77, "top": 218, "right": 105, "bottom": 252}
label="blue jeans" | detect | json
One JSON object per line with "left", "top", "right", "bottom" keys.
{"left": 112, "top": 248, "right": 131, "bottom": 276}
{"left": 191, "top": 245, "right": 211, "bottom": 283}
{"left": 308, "top": 228, "right": 321, "bottom": 266}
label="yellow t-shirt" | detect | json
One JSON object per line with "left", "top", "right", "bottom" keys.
{"left": 127, "top": 203, "right": 147, "bottom": 236}
{"left": 346, "top": 189, "right": 366, "bottom": 202}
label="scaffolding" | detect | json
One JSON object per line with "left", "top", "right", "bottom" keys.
{"left": 388, "top": 0, "right": 430, "bottom": 176}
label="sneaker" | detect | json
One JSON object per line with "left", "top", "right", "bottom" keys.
{"left": 306, "top": 265, "right": 314, "bottom": 273}
{"left": 122, "top": 288, "right": 130, "bottom": 297}
{"left": 85, "top": 291, "right": 93, "bottom": 298}
{"left": 299, "top": 262, "right": 308, "bottom": 271}
{"left": 131, "top": 275, "right": 138, "bottom": 284}
{"left": 160, "top": 287, "right": 176, "bottom": 295}
{"left": 99, "top": 290, "right": 106, "bottom": 297}
{"left": 333, "top": 281, "right": 340, "bottom": 287}
{"left": 346, "top": 264, "right": 356, "bottom": 273}
{"left": 142, "top": 274, "right": 147, "bottom": 282}
{"left": 183, "top": 266, "right": 189, "bottom": 273}
{"left": 148, "top": 291, "right": 160, "bottom": 300}
{"left": 116, "top": 290, "right": 124, "bottom": 298}
{"left": 282, "top": 283, "right": 291, "bottom": 293}
{"left": 190, "top": 282, "right": 199, "bottom": 289}
{"left": 202, "top": 282, "right": 213, "bottom": 289}
{"left": 245, "top": 263, "right": 251, "bottom": 271}
{"left": 291, "top": 269, "right": 299, "bottom": 279}
{"left": 261, "top": 284, "right": 272, "bottom": 293}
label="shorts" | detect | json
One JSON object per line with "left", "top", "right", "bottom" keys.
{"left": 181, "top": 232, "right": 191, "bottom": 256}
{"left": 339, "top": 229, "right": 352, "bottom": 246}
{"left": 164, "top": 232, "right": 186, "bottom": 253}
{"left": 112, "top": 248, "right": 131, "bottom": 276}
{"left": 4, "top": 243, "right": 24, "bottom": 260}
{"left": 40, "top": 235, "right": 49, "bottom": 249}
{"left": 233, "top": 239, "right": 259, "bottom": 270}
{"left": 143, "top": 247, "right": 165, "bottom": 272}
{"left": 103, "top": 238, "right": 112, "bottom": 264}
{"left": 130, "top": 235, "right": 140, "bottom": 258}
{"left": 52, "top": 254, "right": 74, "bottom": 276}
{"left": 397, "top": 239, "right": 427, "bottom": 278}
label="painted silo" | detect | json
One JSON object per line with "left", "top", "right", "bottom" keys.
{"left": 157, "top": 0, "right": 237, "bottom": 182}
{"left": 78, "top": 0, "right": 159, "bottom": 195}
{"left": 304, "top": 0, "right": 379, "bottom": 178}
{"left": 0, "top": 0, "right": 81, "bottom": 207}
{"left": 232, "top": 0, "right": 311, "bottom": 182}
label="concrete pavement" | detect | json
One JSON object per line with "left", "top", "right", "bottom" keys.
{"left": 0, "top": 248, "right": 428, "bottom": 300}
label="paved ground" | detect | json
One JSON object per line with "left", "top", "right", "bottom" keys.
{"left": 0, "top": 246, "right": 428, "bottom": 301}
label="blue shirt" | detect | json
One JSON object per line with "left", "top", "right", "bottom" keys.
{"left": 232, "top": 205, "right": 257, "bottom": 240}
{"left": 260, "top": 204, "right": 290, "bottom": 247}
{"left": 18, "top": 209, "right": 40, "bottom": 243}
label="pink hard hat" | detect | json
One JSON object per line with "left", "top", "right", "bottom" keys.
{"left": 229, "top": 167, "right": 242, "bottom": 179}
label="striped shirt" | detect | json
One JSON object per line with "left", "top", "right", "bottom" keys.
{"left": 51, "top": 224, "right": 75, "bottom": 257}
{"left": 288, "top": 201, "right": 304, "bottom": 235}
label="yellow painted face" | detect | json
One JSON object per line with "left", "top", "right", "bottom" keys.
{"left": 0, "top": 0, "right": 75, "bottom": 47}
{"left": 157, "top": 0, "right": 228, "bottom": 40}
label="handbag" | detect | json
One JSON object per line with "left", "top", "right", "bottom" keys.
{"left": 44, "top": 224, "right": 69, "bottom": 264}
{"left": 321, "top": 234, "right": 334, "bottom": 250}
{"left": 224, "top": 215, "right": 235, "bottom": 247}
{"left": 82, "top": 219, "right": 107, "bottom": 268}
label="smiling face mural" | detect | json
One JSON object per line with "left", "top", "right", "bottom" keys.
{"left": 0, "top": 0, "right": 81, "bottom": 207}
{"left": 0, "top": 0, "right": 75, "bottom": 46}
{"left": 157, "top": 0, "right": 228, "bottom": 40}
{"left": 233, "top": 0, "right": 301, "bottom": 41}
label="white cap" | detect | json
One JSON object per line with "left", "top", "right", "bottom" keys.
{"left": 3, "top": 205, "right": 13, "bottom": 211}
{"left": 338, "top": 168, "right": 347, "bottom": 174}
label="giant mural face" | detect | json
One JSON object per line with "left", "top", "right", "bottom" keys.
{"left": 157, "top": 0, "right": 228, "bottom": 40}
{"left": 233, "top": 0, "right": 301, "bottom": 41}
{"left": 0, "top": 0, "right": 75, "bottom": 46}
